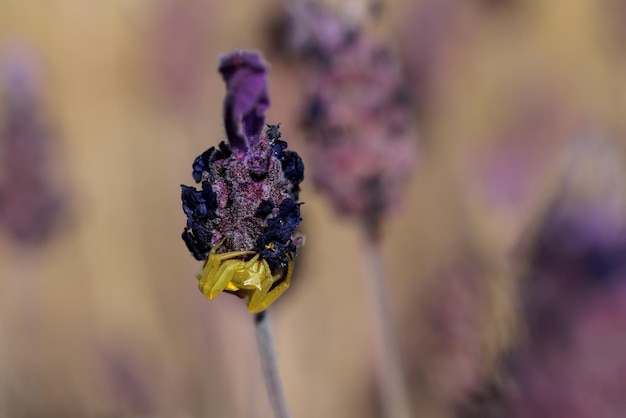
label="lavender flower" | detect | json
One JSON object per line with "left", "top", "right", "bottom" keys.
{"left": 181, "top": 50, "right": 304, "bottom": 278}
{"left": 470, "top": 139, "right": 626, "bottom": 418}
{"left": 285, "top": 2, "right": 417, "bottom": 231}
{"left": 0, "top": 57, "right": 64, "bottom": 245}
{"left": 519, "top": 140, "right": 626, "bottom": 342}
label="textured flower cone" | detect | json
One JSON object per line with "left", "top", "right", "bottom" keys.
{"left": 181, "top": 50, "right": 304, "bottom": 313}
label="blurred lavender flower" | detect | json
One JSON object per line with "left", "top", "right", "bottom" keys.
{"left": 520, "top": 140, "right": 626, "bottom": 341}
{"left": 285, "top": 2, "right": 417, "bottom": 232}
{"left": 480, "top": 138, "right": 626, "bottom": 418}
{"left": 181, "top": 49, "right": 304, "bottom": 281}
{"left": 278, "top": 6, "right": 418, "bottom": 416}
{"left": 0, "top": 57, "right": 64, "bottom": 245}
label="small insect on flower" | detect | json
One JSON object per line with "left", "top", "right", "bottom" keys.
{"left": 198, "top": 239, "right": 294, "bottom": 313}
{"left": 181, "top": 50, "right": 304, "bottom": 313}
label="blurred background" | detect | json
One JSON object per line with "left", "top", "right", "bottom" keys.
{"left": 1, "top": 0, "right": 626, "bottom": 417}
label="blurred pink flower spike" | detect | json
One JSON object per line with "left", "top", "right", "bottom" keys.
{"left": 0, "top": 53, "right": 65, "bottom": 246}
{"left": 287, "top": 2, "right": 418, "bottom": 235}
{"left": 504, "top": 137, "right": 626, "bottom": 418}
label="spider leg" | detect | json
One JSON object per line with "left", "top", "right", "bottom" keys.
{"left": 198, "top": 259, "right": 215, "bottom": 293}
{"left": 246, "top": 275, "right": 273, "bottom": 313}
{"left": 202, "top": 261, "right": 239, "bottom": 300}
{"left": 197, "top": 238, "right": 227, "bottom": 286}
{"left": 213, "top": 250, "right": 258, "bottom": 260}
{"left": 198, "top": 250, "right": 223, "bottom": 292}
{"left": 258, "top": 255, "right": 294, "bottom": 309}
{"left": 246, "top": 256, "right": 294, "bottom": 313}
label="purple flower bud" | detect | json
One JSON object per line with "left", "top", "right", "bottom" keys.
{"left": 181, "top": 50, "right": 304, "bottom": 271}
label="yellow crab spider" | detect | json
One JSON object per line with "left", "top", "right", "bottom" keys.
{"left": 196, "top": 239, "right": 294, "bottom": 313}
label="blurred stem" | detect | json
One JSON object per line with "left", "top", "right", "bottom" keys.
{"left": 362, "top": 224, "right": 413, "bottom": 418}
{"left": 254, "top": 311, "right": 292, "bottom": 418}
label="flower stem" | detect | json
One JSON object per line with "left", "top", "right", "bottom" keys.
{"left": 254, "top": 311, "right": 292, "bottom": 418}
{"left": 362, "top": 224, "right": 413, "bottom": 418}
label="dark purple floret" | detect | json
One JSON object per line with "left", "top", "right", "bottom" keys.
{"left": 255, "top": 199, "right": 275, "bottom": 218}
{"left": 218, "top": 141, "right": 232, "bottom": 157}
{"left": 255, "top": 200, "right": 302, "bottom": 268}
{"left": 279, "top": 149, "right": 304, "bottom": 187}
{"left": 180, "top": 184, "right": 218, "bottom": 223}
{"left": 255, "top": 199, "right": 302, "bottom": 268}
{"left": 182, "top": 222, "right": 212, "bottom": 261}
{"left": 191, "top": 141, "right": 231, "bottom": 183}
{"left": 257, "top": 232, "right": 297, "bottom": 269}
{"left": 267, "top": 199, "right": 302, "bottom": 234}
{"left": 201, "top": 182, "right": 219, "bottom": 213}
{"left": 219, "top": 50, "right": 270, "bottom": 153}
{"left": 191, "top": 151, "right": 211, "bottom": 183}
{"left": 272, "top": 133, "right": 305, "bottom": 199}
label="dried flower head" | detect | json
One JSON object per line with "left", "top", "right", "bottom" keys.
{"left": 181, "top": 50, "right": 304, "bottom": 312}
{"left": 285, "top": 2, "right": 417, "bottom": 230}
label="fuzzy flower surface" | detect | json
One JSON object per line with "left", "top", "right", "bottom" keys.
{"left": 285, "top": 2, "right": 416, "bottom": 227}
{"left": 181, "top": 50, "right": 304, "bottom": 274}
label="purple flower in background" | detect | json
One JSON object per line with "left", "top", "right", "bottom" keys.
{"left": 465, "top": 138, "right": 626, "bottom": 418}
{"left": 181, "top": 50, "right": 304, "bottom": 312}
{"left": 520, "top": 140, "right": 626, "bottom": 343}
{"left": 0, "top": 56, "right": 64, "bottom": 245}
{"left": 285, "top": 2, "right": 417, "bottom": 232}
{"left": 279, "top": 7, "right": 418, "bottom": 415}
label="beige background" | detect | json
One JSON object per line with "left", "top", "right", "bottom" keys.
{"left": 0, "top": 0, "right": 625, "bottom": 416}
